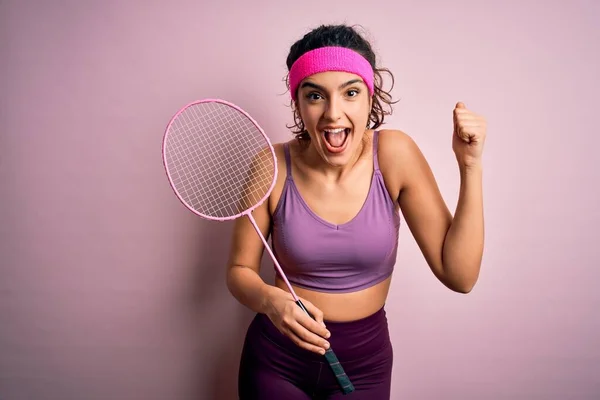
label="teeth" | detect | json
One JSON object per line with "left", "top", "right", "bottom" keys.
{"left": 323, "top": 128, "right": 346, "bottom": 134}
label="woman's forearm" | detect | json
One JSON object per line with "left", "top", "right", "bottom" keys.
{"left": 442, "top": 164, "right": 485, "bottom": 292}
{"left": 226, "top": 265, "right": 279, "bottom": 314}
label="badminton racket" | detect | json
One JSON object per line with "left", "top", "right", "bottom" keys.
{"left": 161, "top": 98, "right": 355, "bottom": 395}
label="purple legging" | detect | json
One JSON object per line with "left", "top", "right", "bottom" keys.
{"left": 238, "top": 306, "right": 393, "bottom": 399}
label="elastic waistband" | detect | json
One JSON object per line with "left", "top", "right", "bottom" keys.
{"left": 250, "top": 306, "right": 390, "bottom": 363}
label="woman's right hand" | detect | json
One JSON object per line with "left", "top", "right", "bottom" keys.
{"left": 263, "top": 285, "right": 331, "bottom": 355}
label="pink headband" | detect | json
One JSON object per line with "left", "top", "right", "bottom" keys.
{"left": 288, "top": 46, "right": 375, "bottom": 101}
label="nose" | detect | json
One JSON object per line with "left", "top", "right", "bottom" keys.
{"left": 323, "top": 96, "right": 342, "bottom": 121}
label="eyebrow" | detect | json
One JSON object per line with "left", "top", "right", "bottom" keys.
{"left": 300, "top": 79, "right": 364, "bottom": 92}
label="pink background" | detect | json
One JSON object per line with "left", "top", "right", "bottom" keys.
{"left": 1, "top": 1, "right": 599, "bottom": 399}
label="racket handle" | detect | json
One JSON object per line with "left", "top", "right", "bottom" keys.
{"left": 295, "top": 300, "right": 355, "bottom": 395}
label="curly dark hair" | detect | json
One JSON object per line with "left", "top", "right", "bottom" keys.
{"left": 285, "top": 24, "right": 397, "bottom": 141}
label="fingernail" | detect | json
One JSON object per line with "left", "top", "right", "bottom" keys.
{"left": 320, "top": 349, "right": 325, "bottom": 355}
{"left": 324, "top": 342, "right": 330, "bottom": 349}
{"left": 325, "top": 331, "right": 330, "bottom": 338}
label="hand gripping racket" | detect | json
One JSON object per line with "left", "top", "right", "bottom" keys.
{"left": 161, "top": 99, "right": 355, "bottom": 395}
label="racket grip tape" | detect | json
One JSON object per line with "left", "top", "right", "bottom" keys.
{"left": 295, "top": 300, "right": 355, "bottom": 395}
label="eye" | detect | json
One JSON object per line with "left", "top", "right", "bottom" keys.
{"left": 346, "top": 89, "right": 360, "bottom": 97}
{"left": 306, "top": 92, "right": 323, "bottom": 101}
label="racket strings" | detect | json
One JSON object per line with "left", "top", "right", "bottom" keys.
{"left": 164, "top": 102, "right": 275, "bottom": 218}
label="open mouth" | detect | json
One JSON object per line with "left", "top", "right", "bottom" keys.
{"left": 322, "top": 128, "right": 350, "bottom": 154}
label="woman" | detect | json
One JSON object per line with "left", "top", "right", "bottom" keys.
{"left": 226, "top": 24, "right": 486, "bottom": 399}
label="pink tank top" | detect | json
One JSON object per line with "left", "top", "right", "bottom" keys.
{"left": 271, "top": 131, "right": 401, "bottom": 293}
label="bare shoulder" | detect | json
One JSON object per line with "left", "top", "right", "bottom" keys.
{"left": 268, "top": 140, "right": 293, "bottom": 215}
{"left": 376, "top": 129, "right": 425, "bottom": 200}
{"left": 272, "top": 141, "right": 286, "bottom": 168}
{"left": 377, "top": 128, "right": 421, "bottom": 161}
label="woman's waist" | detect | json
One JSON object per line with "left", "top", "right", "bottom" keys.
{"left": 274, "top": 276, "right": 391, "bottom": 322}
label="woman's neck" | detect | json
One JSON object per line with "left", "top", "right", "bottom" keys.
{"left": 297, "top": 133, "right": 370, "bottom": 182}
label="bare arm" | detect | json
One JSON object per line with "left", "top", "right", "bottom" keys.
{"left": 379, "top": 130, "right": 484, "bottom": 293}
{"left": 225, "top": 199, "right": 275, "bottom": 313}
{"left": 441, "top": 164, "right": 484, "bottom": 292}
{"left": 226, "top": 146, "right": 278, "bottom": 313}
